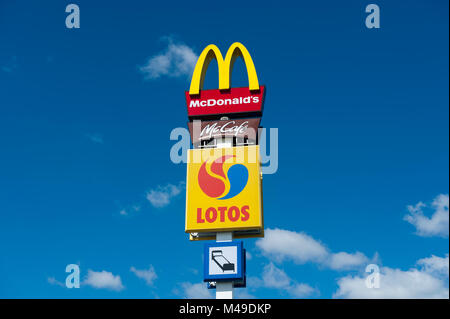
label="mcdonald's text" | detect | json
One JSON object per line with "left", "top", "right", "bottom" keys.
{"left": 186, "top": 86, "right": 265, "bottom": 117}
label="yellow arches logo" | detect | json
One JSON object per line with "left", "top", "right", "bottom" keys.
{"left": 189, "top": 42, "right": 260, "bottom": 95}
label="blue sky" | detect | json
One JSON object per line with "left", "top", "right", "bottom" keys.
{"left": 0, "top": 0, "right": 448, "bottom": 298}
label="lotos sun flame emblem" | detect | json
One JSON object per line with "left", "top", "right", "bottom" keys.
{"left": 198, "top": 155, "right": 249, "bottom": 200}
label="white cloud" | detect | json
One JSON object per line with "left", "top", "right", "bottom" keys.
{"left": 256, "top": 228, "right": 328, "bottom": 264}
{"left": 119, "top": 209, "right": 128, "bottom": 216}
{"left": 85, "top": 133, "right": 103, "bottom": 144}
{"left": 1, "top": 56, "right": 18, "bottom": 73}
{"left": 333, "top": 255, "right": 449, "bottom": 299}
{"left": 256, "top": 228, "right": 368, "bottom": 271}
{"left": 177, "top": 282, "right": 255, "bottom": 299}
{"left": 140, "top": 39, "right": 197, "bottom": 80}
{"left": 404, "top": 194, "right": 449, "bottom": 237}
{"left": 251, "top": 263, "right": 318, "bottom": 298}
{"left": 119, "top": 205, "right": 140, "bottom": 216}
{"left": 130, "top": 265, "right": 157, "bottom": 286}
{"left": 417, "top": 254, "right": 449, "bottom": 278}
{"left": 327, "top": 252, "right": 369, "bottom": 271}
{"left": 47, "top": 277, "right": 65, "bottom": 287}
{"left": 289, "top": 283, "right": 318, "bottom": 298}
{"left": 146, "top": 182, "right": 184, "bottom": 208}
{"left": 234, "top": 289, "right": 256, "bottom": 299}
{"left": 179, "top": 282, "right": 213, "bottom": 299}
{"left": 261, "top": 262, "right": 291, "bottom": 289}
{"left": 83, "top": 270, "right": 124, "bottom": 291}
{"left": 188, "top": 268, "right": 199, "bottom": 275}
{"left": 246, "top": 251, "right": 252, "bottom": 260}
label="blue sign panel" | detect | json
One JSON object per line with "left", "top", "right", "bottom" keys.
{"left": 203, "top": 241, "right": 245, "bottom": 282}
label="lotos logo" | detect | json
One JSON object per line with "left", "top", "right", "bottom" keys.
{"left": 198, "top": 155, "right": 248, "bottom": 200}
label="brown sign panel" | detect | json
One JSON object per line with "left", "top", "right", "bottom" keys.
{"left": 188, "top": 118, "right": 261, "bottom": 144}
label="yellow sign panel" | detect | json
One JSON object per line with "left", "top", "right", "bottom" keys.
{"left": 185, "top": 145, "right": 263, "bottom": 233}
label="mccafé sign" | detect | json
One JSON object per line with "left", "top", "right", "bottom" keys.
{"left": 188, "top": 118, "right": 261, "bottom": 143}
{"left": 185, "top": 145, "right": 263, "bottom": 234}
{"left": 186, "top": 42, "right": 265, "bottom": 118}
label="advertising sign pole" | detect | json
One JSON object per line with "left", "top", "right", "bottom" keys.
{"left": 215, "top": 133, "right": 234, "bottom": 299}
{"left": 185, "top": 43, "right": 265, "bottom": 300}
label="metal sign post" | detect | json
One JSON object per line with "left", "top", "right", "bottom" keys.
{"left": 215, "top": 135, "right": 234, "bottom": 299}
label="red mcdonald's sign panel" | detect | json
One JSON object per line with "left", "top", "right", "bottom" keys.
{"left": 186, "top": 86, "right": 265, "bottom": 118}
